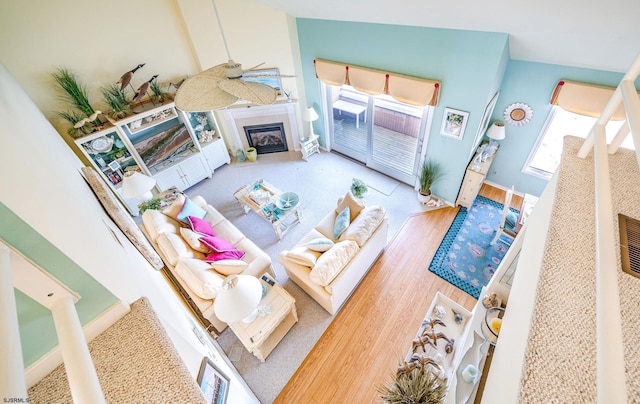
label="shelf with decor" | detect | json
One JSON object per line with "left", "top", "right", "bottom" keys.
{"left": 116, "top": 102, "right": 179, "bottom": 134}
{"left": 177, "top": 109, "right": 230, "bottom": 173}
{"left": 114, "top": 102, "right": 229, "bottom": 192}
{"left": 76, "top": 102, "right": 230, "bottom": 215}
{"left": 443, "top": 226, "right": 525, "bottom": 403}
{"left": 75, "top": 127, "right": 144, "bottom": 215}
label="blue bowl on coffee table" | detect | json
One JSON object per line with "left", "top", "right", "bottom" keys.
{"left": 276, "top": 192, "right": 299, "bottom": 210}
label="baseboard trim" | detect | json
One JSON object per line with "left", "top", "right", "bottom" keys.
{"left": 24, "top": 300, "right": 130, "bottom": 388}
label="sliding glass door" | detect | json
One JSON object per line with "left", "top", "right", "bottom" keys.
{"left": 327, "top": 84, "right": 429, "bottom": 185}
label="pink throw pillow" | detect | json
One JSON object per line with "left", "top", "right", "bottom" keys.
{"left": 204, "top": 250, "right": 246, "bottom": 262}
{"left": 188, "top": 216, "right": 215, "bottom": 236}
{"left": 199, "top": 235, "right": 235, "bottom": 252}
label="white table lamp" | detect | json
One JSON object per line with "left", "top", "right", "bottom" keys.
{"left": 214, "top": 275, "right": 263, "bottom": 323}
{"left": 486, "top": 122, "right": 506, "bottom": 145}
{"left": 121, "top": 171, "right": 156, "bottom": 202}
{"left": 302, "top": 106, "right": 319, "bottom": 138}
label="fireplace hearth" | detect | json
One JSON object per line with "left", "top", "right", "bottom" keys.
{"left": 244, "top": 122, "right": 288, "bottom": 154}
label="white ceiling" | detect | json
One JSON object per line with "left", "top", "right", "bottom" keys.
{"left": 255, "top": 0, "right": 640, "bottom": 73}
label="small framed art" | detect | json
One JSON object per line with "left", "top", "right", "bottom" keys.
{"left": 440, "top": 107, "right": 470, "bottom": 140}
{"left": 196, "top": 357, "right": 229, "bottom": 404}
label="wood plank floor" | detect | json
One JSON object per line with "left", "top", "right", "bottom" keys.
{"left": 275, "top": 185, "right": 522, "bottom": 403}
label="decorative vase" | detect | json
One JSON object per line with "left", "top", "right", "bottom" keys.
{"left": 236, "top": 149, "right": 246, "bottom": 162}
{"left": 246, "top": 147, "right": 257, "bottom": 162}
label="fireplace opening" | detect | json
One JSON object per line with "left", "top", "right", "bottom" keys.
{"left": 244, "top": 122, "right": 288, "bottom": 154}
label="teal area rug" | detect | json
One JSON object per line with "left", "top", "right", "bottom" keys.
{"left": 428, "top": 196, "right": 519, "bottom": 298}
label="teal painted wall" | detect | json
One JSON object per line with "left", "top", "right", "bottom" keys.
{"left": 296, "top": 18, "right": 639, "bottom": 200}
{"left": 486, "top": 60, "right": 634, "bottom": 196}
{"left": 1, "top": 202, "right": 118, "bottom": 367}
{"left": 296, "top": 18, "right": 509, "bottom": 202}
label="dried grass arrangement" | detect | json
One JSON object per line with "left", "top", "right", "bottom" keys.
{"left": 378, "top": 367, "right": 448, "bottom": 404}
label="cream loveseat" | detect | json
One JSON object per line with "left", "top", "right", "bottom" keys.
{"left": 140, "top": 194, "right": 274, "bottom": 335}
{"left": 278, "top": 192, "right": 389, "bottom": 315}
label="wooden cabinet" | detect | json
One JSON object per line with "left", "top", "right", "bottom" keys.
{"left": 200, "top": 138, "right": 230, "bottom": 172}
{"left": 456, "top": 148, "right": 497, "bottom": 209}
{"left": 153, "top": 152, "right": 211, "bottom": 191}
{"left": 75, "top": 102, "right": 229, "bottom": 215}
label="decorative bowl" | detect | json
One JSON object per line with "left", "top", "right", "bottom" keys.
{"left": 482, "top": 306, "right": 505, "bottom": 346}
{"left": 276, "top": 192, "right": 299, "bottom": 210}
{"left": 91, "top": 136, "right": 113, "bottom": 153}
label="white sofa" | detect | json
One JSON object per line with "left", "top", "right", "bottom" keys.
{"left": 278, "top": 192, "right": 389, "bottom": 315}
{"left": 140, "top": 194, "right": 274, "bottom": 335}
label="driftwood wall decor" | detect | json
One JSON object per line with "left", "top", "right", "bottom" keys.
{"left": 81, "top": 166, "right": 163, "bottom": 270}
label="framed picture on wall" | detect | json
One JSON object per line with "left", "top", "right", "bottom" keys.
{"left": 477, "top": 92, "right": 500, "bottom": 141}
{"left": 242, "top": 68, "right": 282, "bottom": 95}
{"left": 440, "top": 107, "right": 470, "bottom": 140}
{"left": 196, "top": 357, "right": 229, "bottom": 404}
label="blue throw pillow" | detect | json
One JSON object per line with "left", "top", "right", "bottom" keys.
{"left": 333, "top": 206, "right": 351, "bottom": 239}
{"left": 176, "top": 198, "right": 207, "bottom": 224}
{"left": 306, "top": 237, "right": 335, "bottom": 252}
{"left": 505, "top": 210, "right": 518, "bottom": 229}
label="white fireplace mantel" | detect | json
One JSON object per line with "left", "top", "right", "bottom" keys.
{"left": 216, "top": 102, "right": 301, "bottom": 153}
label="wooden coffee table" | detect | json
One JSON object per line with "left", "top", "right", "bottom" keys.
{"left": 228, "top": 273, "right": 298, "bottom": 362}
{"left": 233, "top": 179, "right": 301, "bottom": 239}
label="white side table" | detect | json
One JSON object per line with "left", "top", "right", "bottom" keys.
{"left": 228, "top": 273, "right": 298, "bottom": 362}
{"left": 299, "top": 134, "right": 320, "bottom": 161}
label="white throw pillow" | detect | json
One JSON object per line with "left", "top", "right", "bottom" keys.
{"left": 335, "top": 191, "right": 365, "bottom": 221}
{"left": 210, "top": 259, "right": 248, "bottom": 275}
{"left": 306, "top": 237, "right": 335, "bottom": 252}
{"left": 156, "top": 233, "right": 205, "bottom": 266}
{"left": 175, "top": 258, "right": 224, "bottom": 299}
{"left": 339, "top": 206, "right": 386, "bottom": 247}
{"left": 142, "top": 209, "right": 180, "bottom": 242}
{"left": 179, "top": 227, "right": 211, "bottom": 253}
{"left": 160, "top": 194, "right": 187, "bottom": 218}
{"left": 309, "top": 240, "right": 359, "bottom": 286}
{"left": 285, "top": 246, "right": 321, "bottom": 267}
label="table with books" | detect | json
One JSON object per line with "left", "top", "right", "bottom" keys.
{"left": 233, "top": 179, "right": 301, "bottom": 239}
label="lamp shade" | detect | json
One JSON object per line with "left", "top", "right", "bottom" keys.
{"left": 486, "top": 122, "right": 506, "bottom": 140}
{"left": 302, "top": 106, "right": 319, "bottom": 122}
{"left": 121, "top": 171, "right": 156, "bottom": 200}
{"left": 214, "top": 275, "right": 262, "bottom": 323}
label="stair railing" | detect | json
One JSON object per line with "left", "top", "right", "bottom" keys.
{"left": 577, "top": 53, "right": 640, "bottom": 403}
{"left": 0, "top": 240, "right": 105, "bottom": 403}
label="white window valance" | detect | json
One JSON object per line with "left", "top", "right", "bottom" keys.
{"left": 314, "top": 59, "right": 441, "bottom": 107}
{"left": 550, "top": 79, "right": 627, "bottom": 121}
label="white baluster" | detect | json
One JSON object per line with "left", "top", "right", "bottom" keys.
{"left": 50, "top": 295, "right": 105, "bottom": 404}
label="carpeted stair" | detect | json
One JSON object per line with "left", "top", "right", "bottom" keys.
{"left": 27, "top": 297, "right": 205, "bottom": 403}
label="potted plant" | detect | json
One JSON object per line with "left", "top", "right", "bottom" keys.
{"left": 418, "top": 158, "right": 445, "bottom": 204}
{"left": 351, "top": 178, "right": 369, "bottom": 199}
{"left": 378, "top": 368, "right": 448, "bottom": 404}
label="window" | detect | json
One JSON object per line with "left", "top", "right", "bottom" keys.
{"left": 523, "top": 106, "right": 629, "bottom": 179}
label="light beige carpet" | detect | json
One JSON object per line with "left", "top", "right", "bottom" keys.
{"left": 519, "top": 136, "right": 640, "bottom": 401}
{"left": 28, "top": 297, "right": 205, "bottom": 403}
{"left": 186, "top": 150, "right": 426, "bottom": 403}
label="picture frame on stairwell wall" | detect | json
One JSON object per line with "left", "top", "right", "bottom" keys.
{"left": 472, "top": 91, "right": 500, "bottom": 153}
{"left": 440, "top": 107, "right": 470, "bottom": 140}
{"left": 196, "top": 356, "right": 229, "bottom": 404}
